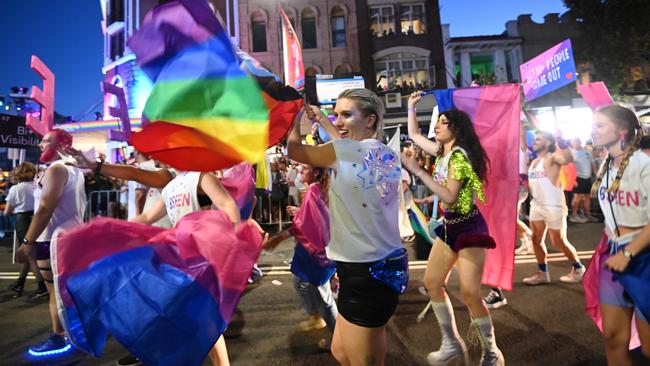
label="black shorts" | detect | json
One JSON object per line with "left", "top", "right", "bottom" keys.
{"left": 35, "top": 241, "right": 51, "bottom": 261}
{"left": 574, "top": 177, "right": 592, "bottom": 194}
{"left": 336, "top": 261, "right": 399, "bottom": 328}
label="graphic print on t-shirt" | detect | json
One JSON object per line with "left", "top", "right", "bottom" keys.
{"left": 356, "top": 148, "right": 401, "bottom": 201}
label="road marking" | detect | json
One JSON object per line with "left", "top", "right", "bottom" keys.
{"left": 0, "top": 250, "right": 596, "bottom": 279}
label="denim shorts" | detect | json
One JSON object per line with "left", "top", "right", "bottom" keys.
{"left": 599, "top": 236, "right": 647, "bottom": 323}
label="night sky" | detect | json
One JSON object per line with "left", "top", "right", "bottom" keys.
{"left": 0, "top": 0, "right": 567, "bottom": 119}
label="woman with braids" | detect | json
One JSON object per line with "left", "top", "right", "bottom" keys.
{"left": 403, "top": 91, "right": 503, "bottom": 366}
{"left": 588, "top": 105, "right": 650, "bottom": 365}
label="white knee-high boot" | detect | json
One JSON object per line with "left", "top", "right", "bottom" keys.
{"left": 427, "top": 298, "right": 468, "bottom": 366}
{"left": 471, "top": 316, "right": 504, "bottom": 366}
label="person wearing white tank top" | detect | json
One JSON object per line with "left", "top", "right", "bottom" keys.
{"left": 22, "top": 130, "right": 87, "bottom": 355}
{"left": 524, "top": 131, "right": 585, "bottom": 286}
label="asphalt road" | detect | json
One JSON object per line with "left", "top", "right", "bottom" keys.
{"left": 0, "top": 221, "right": 647, "bottom": 365}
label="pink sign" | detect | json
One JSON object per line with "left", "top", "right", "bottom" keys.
{"left": 102, "top": 82, "right": 132, "bottom": 142}
{"left": 577, "top": 82, "right": 614, "bottom": 111}
{"left": 27, "top": 55, "right": 55, "bottom": 136}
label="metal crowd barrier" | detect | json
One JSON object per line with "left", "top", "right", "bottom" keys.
{"left": 85, "top": 189, "right": 128, "bottom": 222}
{"left": 253, "top": 192, "right": 293, "bottom": 230}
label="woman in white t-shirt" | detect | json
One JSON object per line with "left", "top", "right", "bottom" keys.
{"left": 288, "top": 88, "right": 405, "bottom": 366}
{"left": 588, "top": 105, "right": 650, "bottom": 364}
{"left": 5, "top": 162, "right": 42, "bottom": 297}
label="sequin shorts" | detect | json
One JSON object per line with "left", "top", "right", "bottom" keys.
{"left": 434, "top": 209, "right": 496, "bottom": 252}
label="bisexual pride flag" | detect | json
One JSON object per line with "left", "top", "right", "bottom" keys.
{"left": 127, "top": 0, "right": 269, "bottom": 172}
{"left": 221, "top": 162, "right": 256, "bottom": 220}
{"left": 433, "top": 84, "right": 520, "bottom": 291}
{"left": 52, "top": 212, "right": 262, "bottom": 366}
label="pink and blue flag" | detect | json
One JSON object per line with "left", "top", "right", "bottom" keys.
{"left": 221, "top": 162, "right": 256, "bottom": 219}
{"left": 434, "top": 84, "right": 520, "bottom": 291}
{"left": 288, "top": 183, "right": 335, "bottom": 286}
{"left": 578, "top": 82, "right": 614, "bottom": 111}
{"left": 52, "top": 212, "right": 262, "bottom": 366}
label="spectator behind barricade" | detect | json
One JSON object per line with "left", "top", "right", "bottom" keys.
{"left": 287, "top": 160, "right": 300, "bottom": 206}
{"left": 5, "top": 162, "right": 46, "bottom": 298}
{"left": 85, "top": 159, "right": 124, "bottom": 219}
{"left": 570, "top": 138, "right": 597, "bottom": 223}
{"left": 271, "top": 158, "right": 289, "bottom": 224}
{"left": 560, "top": 160, "right": 577, "bottom": 214}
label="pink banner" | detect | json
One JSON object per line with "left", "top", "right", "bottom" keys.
{"left": 452, "top": 84, "right": 521, "bottom": 291}
{"left": 578, "top": 82, "right": 614, "bottom": 111}
{"left": 279, "top": 6, "right": 305, "bottom": 91}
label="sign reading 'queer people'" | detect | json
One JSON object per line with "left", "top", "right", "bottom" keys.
{"left": 520, "top": 39, "right": 577, "bottom": 102}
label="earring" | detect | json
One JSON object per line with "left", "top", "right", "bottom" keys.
{"left": 620, "top": 132, "right": 626, "bottom": 150}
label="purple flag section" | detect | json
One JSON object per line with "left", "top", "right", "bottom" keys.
{"left": 221, "top": 162, "right": 256, "bottom": 219}
{"left": 290, "top": 183, "right": 330, "bottom": 259}
{"left": 578, "top": 82, "right": 614, "bottom": 111}
{"left": 434, "top": 84, "right": 520, "bottom": 291}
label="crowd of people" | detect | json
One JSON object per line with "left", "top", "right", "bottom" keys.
{"left": 2, "top": 87, "right": 649, "bottom": 366}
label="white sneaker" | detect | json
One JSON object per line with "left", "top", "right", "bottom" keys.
{"left": 560, "top": 266, "right": 585, "bottom": 283}
{"left": 523, "top": 271, "right": 551, "bottom": 285}
{"left": 569, "top": 215, "right": 588, "bottom": 223}
{"left": 514, "top": 234, "right": 533, "bottom": 255}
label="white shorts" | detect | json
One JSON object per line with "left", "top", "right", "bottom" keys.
{"left": 529, "top": 203, "right": 567, "bottom": 230}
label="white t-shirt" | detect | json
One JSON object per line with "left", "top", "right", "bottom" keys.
{"left": 161, "top": 171, "right": 202, "bottom": 226}
{"left": 598, "top": 150, "right": 650, "bottom": 237}
{"left": 328, "top": 139, "right": 403, "bottom": 262}
{"left": 572, "top": 149, "right": 594, "bottom": 179}
{"left": 34, "top": 160, "right": 87, "bottom": 242}
{"left": 6, "top": 181, "right": 35, "bottom": 213}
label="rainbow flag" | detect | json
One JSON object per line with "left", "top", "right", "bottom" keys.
{"left": 127, "top": 0, "right": 268, "bottom": 172}
{"left": 52, "top": 212, "right": 262, "bottom": 366}
{"left": 434, "top": 85, "right": 520, "bottom": 291}
{"left": 408, "top": 205, "right": 432, "bottom": 245}
{"left": 237, "top": 48, "right": 304, "bottom": 148}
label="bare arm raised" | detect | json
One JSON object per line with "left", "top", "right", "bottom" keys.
{"left": 407, "top": 91, "right": 439, "bottom": 155}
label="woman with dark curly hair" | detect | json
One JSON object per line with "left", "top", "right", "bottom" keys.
{"left": 403, "top": 91, "right": 503, "bottom": 366}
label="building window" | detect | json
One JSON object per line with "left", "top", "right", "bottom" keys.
{"left": 331, "top": 6, "right": 346, "bottom": 47}
{"left": 251, "top": 11, "right": 267, "bottom": 53}
{"left": 108, "top": 0, "right": 124, "bottom": 24}
{"left": 301, "top": 8, "right": 317, "bottom": 49}
{"left": 400, "top": 4, "right": 426, "bottom": 35}
{"left": 110, "top": 30, "right": 125, "bottom": 61}
{"left": 375, "top": 52, "right": 431, "bottom": 94}
{"left": 370, "top": 6, "right": 395, "bottom": 38}
{"left": 470, "top": 54, "right": 495, "bottom": 84}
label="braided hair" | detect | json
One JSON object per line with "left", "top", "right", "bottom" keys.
{"left": 590, "top": 105, "right": 643, "bottom": 196}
